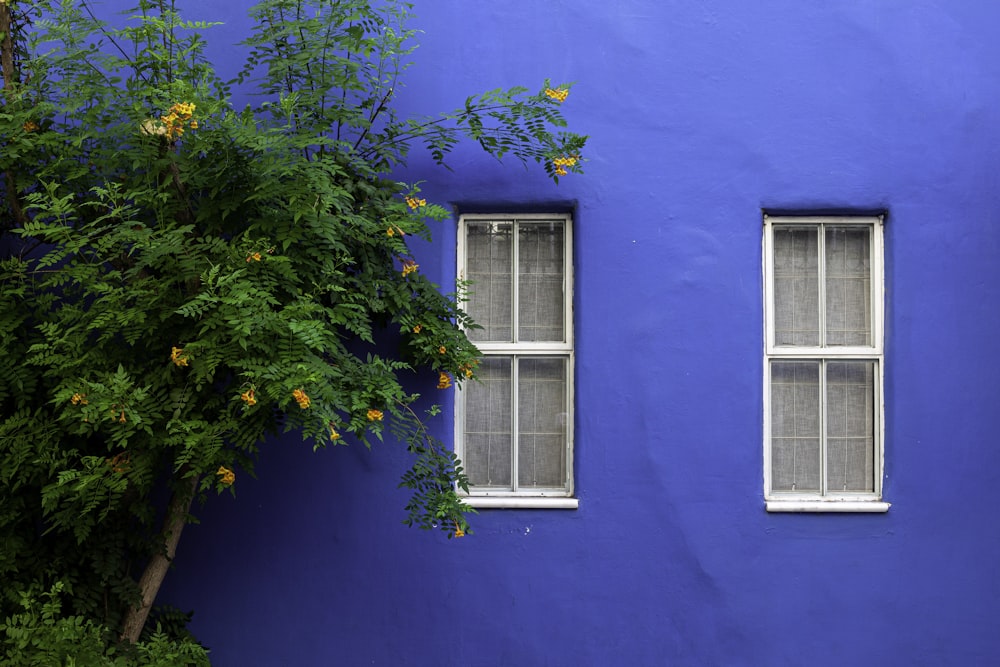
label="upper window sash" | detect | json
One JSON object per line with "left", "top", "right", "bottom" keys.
{"left": 763, "top": 215, "right": 883, "bottom": 356}
{"left": 458, "top": 213, "right": 573, "bottom": 349}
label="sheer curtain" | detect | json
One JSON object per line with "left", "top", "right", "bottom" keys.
{"left": 770, "top": 226, "right": 875, "bottom": 494}
{"left": 462, "top": 220, "right": 569, "bottom": 491}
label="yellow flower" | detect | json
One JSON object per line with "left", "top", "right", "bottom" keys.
{"left": 405, "top": 196, "right": 427, "bottom": 210}
{"left": 552, "top": 156, "right": 578, "bottom": 167}
{"left": 108, "top": 453, "right": 131, "bottom": 474}
{"left": 366, "top": 409, "right": 383, "bottom": 422}
{"left": 438, "top": 346, "right": 446, "bottom": 355}
{"left": 292, "top": 388, "right": 311, "bottom": 409}
{"left": 554, "top": 165, "right": 568, "bottom": 176}
{"left": 330, "top": 427, "right": 341, "bottom": 441}
{"left": 216, "top": 466, "right": 235, "bottom": 486}
{"left": 453, "top": 521, "right": 465, "bottom": 538}
{"left": 460, "top": 364, "right": 474, "bottom": 379}
{"left": 412, "top": 324, "right": 422, "bottom": 334}
{"left": 401, "top": 259, "right": 418, "bottom": 277}
{"left": 171, "top": 346, "right": 189, "bottom": 367}
{"left": 246, "top": 251, "right": 262, "bottom": 262}
{"left": 70, "top": 393, "right": 88, "bottom": 406}
{"left": 240, "top": 389, "right": 257, "bottom": 406}
{"left": 437, "top": 372, "right": 452, "bottom": 389}
{"left": 387, "top": 227, "right": 395, "bottom": 237}
{"left": 544, "top": 87, "right": 569, "bottom": 102}
{"left": 118, "top": 410, "right": 127, "bottom": 424}
{"left": 22, "top": 121, "right": 39, "bottom": 132}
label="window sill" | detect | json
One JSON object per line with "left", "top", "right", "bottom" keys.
{"left": 766, "top": 499, "right": 890, "bottom": 513}
{"left": 461, "top": 496, "right": 579, "bottom": 509}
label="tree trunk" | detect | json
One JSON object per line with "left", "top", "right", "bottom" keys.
{"left": 119, "top": 469, "right": 199, "bottom": 644}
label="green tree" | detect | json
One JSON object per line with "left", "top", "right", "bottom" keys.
{"left": 0, "top": 0, "right": 585, "bottom": 659}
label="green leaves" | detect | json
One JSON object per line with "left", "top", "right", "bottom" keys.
{"left": 0, "top": 0, "right": 586, "bottom": 650}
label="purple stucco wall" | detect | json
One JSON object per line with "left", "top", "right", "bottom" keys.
{"left": 163, "top": 1, "right": 1000, "bottom": 664}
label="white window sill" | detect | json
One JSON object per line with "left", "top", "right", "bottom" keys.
{"left": 766, "top": 499, "right": 890, "bottom": 513}
{"left": 461, "top": 496, "right": 579, "bottom": 509}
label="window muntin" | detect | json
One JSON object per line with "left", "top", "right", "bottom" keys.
{"left": 764, "top": 216, "right": 885, "bottom": 510}
{"left": 457, "top": 215, "right": 573, "bottom": 501}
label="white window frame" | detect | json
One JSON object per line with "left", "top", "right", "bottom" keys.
{"left": 763, "top": 214, "right": 889, "bottom": 513}
{"left": 455, "top": 213, "right": 577, "bottom": 509}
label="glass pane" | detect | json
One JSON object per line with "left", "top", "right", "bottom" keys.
{"left": 826, "top": 361, "right": 875, "bottom": 492}
{"left": 825, "top": 227, "right": 872, "bottom": 346}
{"left": 517, "top": 358, "right": 568, "bottom": 488}
{"left": 518, "top": 221, "right": 565, "bottom": 342}
{"left": 770, "top": 361, "right": 821, "bottom": 491}
{"left": 466, "top": 222, "right": 513, "bottom": 342}
{"left": 463, "top": 357, "right": 512, "bottom": 489}
{"left": 773, "top": 228, "right": 819, "bottom": 346}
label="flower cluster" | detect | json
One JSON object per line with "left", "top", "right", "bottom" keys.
{"left": 459, "top": 361, "right": 478, "bottom": 379}
{"left": 551, "top": 155, "right": 578, "bottom": 176}
{"left": 366, "top": 409, "right": 383, "bottom": 422}
{"left": 170, "top": 346, "right": 189, "bottom": 367}
{"left": 401, "top": 259, "right": 418, "bottom": 277}
{"left": 437, "top": 372, "right": 452, "bottom": 389}
{"left": 216, "top": 466, "right": 235, "bottom": 486}
{"left": 22, "top": 121, "right": 39, "bottom": 133}
{"left": 544, "top": 87, "right": 569, "bottom": 102}
{"left": 70, "top": 393, "right": 88, "bottom": 405}
{"left": 161, "top": 102, "right": 197, "bottom": 140}
{"left": 240, "top": 388, "right": 257, "bottom": 406}
{"left": 107, "top": 453, "right": 131, "bottom": 474}
{"left": 292, "top": 389, "right": 311, "bottom": 409}
{"left": 405, "top": 196, "right": 426, "bottom": 210}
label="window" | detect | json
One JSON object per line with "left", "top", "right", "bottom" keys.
{"left": 456, "top": 214, "right": 576, "bottom": 508}
{"left": 763, "top": 215, "right": 888, "bottom": 512}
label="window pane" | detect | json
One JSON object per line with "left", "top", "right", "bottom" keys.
{"left": 773, "top": 228, "right": 819, "bottom": 346}
{"left": 517, "top": 358, "right": 568, "bottom": 489}
{"left": 518, "top": 221, "right": 565, "bottom": 342}
{"left": 463, "top": 357, "right": 512, "bottom": 488}
{"left": 826, "top": 361, "right": 875, "bottom": 492}
{"left": 466, "top": 222, "right": 513, "bottom": 342}
{"left": 825, "top": 227, "right": 872, "bottom": 346}
{"left": 770, "top": 361, "right": 821, "bottom": 491}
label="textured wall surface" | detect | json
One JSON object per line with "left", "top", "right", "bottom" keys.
{"left": 162, "top": 1, "right": 1000, "bottom": 664}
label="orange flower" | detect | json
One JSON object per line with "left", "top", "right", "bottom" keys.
{"left": 170, "top": 346, "right": 189, "bottom": 367}
{"left": 544, "top": 87, "right": 569, "bottom": 102}
{"left": 437, "top": 372, "right": 452, "bottom": 389}
{"left": 438, "top": 346, "right": 446, "bottom": 355}
{"left": 22, "top": 121, "right": 39, "bottom": 132}
{"left": 292, "top": 388, "right": 311, "bottom": 409}
{"left": 108, "top": 453, "right": 131, "bottom": 474}
{"left": 366, "top": 409, "right": 384, "bottom": 422}
{"left": 246, "top": 251, "right": 262, "bottom": 262}
{"left": 453, "top": 521, "right": 465, "bottom": 538}
{"left": 216, "top": 466, "right": 235, "bottom": 486}
{"left": 240, "top": 389, "right": 257, "bottom": 406}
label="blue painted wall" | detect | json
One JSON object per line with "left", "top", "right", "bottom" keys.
{"left": 163, "top": 1, "right": 1000, "bottom": 664}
